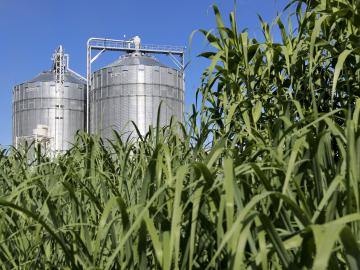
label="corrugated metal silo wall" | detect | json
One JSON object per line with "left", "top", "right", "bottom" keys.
{"left": 12, "top": 79, "right": 86, "bottom": 151}
{"left": 90, "top": 63, "right": 184, "bottom": 140}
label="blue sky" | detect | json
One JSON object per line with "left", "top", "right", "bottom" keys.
{"left": 0, "top": 0, "right": 289, "bottom": 146}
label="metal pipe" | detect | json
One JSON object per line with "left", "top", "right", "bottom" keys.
{"left": 86, "top": 40, "right": 91, "bottom": 133}
{"left": 182, "top": 53, "right": 185, "bottom": 122}
{"left": 67, "top": 67, "right": 86, "bottom": 81}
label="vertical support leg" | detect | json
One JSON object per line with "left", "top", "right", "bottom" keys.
{"left": 86, "top": 45, "right": 91, "bottom": 133}
{"left": 181, "top": 53, "right": 185, "bottom": 123}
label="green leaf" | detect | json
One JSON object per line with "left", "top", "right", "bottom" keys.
{"left": 311, "top": 223, "right": 344, "bottom": 270}
{"left": 332, "top": 49, "right": 353, "bottom": 103}
{"left": 340, "top": 226, "right": 360, "bottom": 270}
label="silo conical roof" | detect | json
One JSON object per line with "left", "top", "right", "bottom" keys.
{"left": 27, "top": 70, "right": 86, "bottom": 84}
{"left": 105, "top": 53, "right": 169, "bottom": 68}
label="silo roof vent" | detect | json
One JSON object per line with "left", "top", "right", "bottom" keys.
{"left": 133, "top": 36, "right": 141, "bottom": 51}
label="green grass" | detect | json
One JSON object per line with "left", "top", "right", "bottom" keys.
{"left": 1, "top": 0, "right": 360, "bottom": 269}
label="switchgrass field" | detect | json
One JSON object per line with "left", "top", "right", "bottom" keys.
{"left": 1, "top": 0, "right": 360, "bottom": 269}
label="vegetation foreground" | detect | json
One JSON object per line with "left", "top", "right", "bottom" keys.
{"left": 1, "top": 0, "right": 360, "bottom": 269}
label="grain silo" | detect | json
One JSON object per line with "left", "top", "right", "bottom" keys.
{"left": 12, "top": 46, "right": 86, "bottom": 153}
{"left": 88, "top": 36, "right": 184, "bottom": 139}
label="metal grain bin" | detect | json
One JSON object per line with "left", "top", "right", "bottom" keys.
{"left": 12, "top": 46, "right": 86, "bottom": 153}
{"left": 89, "top": 52, "right": 184, "bottom": 139}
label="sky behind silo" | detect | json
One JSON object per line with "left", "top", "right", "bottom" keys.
{"left": 0, "top": 0, "right": 289, "bottom": 146}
